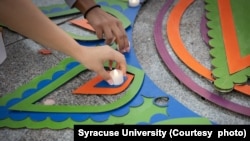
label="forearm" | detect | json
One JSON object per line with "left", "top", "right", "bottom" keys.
{"left": 0, "top": 0, "right": 83, "bottom": 59}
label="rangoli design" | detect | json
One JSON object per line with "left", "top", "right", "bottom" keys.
{"left": 2, "top": 0, "right": 250, "bottom": 129}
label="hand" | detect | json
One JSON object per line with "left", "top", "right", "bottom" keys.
{"left": 77, "top": 45, "right": 127, "bottom": 84}
{"left": 0, "top": 0, "right": 127, "bottom": 85}
{"left": 86, "top": 8, "right": 130, "bottom": 53}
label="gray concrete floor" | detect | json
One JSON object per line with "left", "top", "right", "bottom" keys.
{"left": 0, "top": 0, "right": 250, "bottom": 140}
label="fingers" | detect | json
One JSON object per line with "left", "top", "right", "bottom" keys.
{"left": 107, "top": 48, "right": 127, "bottom": 76}
{"left": 113, "top": 52, "right": 127, "bottom": 76}
{"left": 85, "top": 8, "right": 129, "bottom": 52}
{"left": 96, "top": 22, "right": 130, "bottom": 53}
{"left": 94, "top": 46, "right": 126, "bottom": 85}
{"left": 95, "top": 26, "right": 103, "bottom": 39}
{"left": 96, "top": 67, "right": 114, "bottom": 85}
{"left": 103, "top": 28, "right": 114, "bottom": 45}
{"left": 114, "top": 22, "right": 130, "bottom": 53}
{"left": 109, "top": 24, "right": 130, "bottom": 53}
{"left": 108, "top": 59, "right": 126, "bottom": 76}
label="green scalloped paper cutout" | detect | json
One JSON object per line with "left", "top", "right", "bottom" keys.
{"left": 0, "top": 97, "right": 211, "bottom": 129}
{"left": 8, "top": 58, "right": 144, "bottom": 113}
{"left": 39, "top": 3, "right": 80, "bottom": 18}
{"left": 0, "top": 97, "right": 166, "bottom": 129}
{"left": 66, "top": 6, "right": 131, "bottom": 41}
{"left": 205, "top": 0, "right": 250, "bottom": 92}
{"left": 0, "top": 58, "right": 77, "bottom": 106}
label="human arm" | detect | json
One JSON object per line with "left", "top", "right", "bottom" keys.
{"left": 65, "top": 0, "right": 130, "bottom": 53}
{"left": 0, "top": 0, "right": 126, "bottom": 83}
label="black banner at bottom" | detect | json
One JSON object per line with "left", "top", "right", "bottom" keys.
{"left": 74, "top": 125, "right": 249, "bottom": 140}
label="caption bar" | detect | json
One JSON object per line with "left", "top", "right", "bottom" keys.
{"left": 74, "top": 125, "right": 249, "bottom": 140}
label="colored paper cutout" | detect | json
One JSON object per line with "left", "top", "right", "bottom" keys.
{"left": 200, "top": 11, "right": 250, "bottom": 95}
{"left": 166, "top": 0, "right": 213, "bottom": 81}
{"left": 7, "top": 58, "right": 144, "bottom": 113}
{"left": 66, "top": 6, "right": 131, "bottom": 41}
{"left": 154, "top": 0, "right": 250, "bottom": 116}
{"left": 218, "top": 0, "right": 250, "bottom": 74}
{"left": 70, "top": 19, "right": 95, "bottom": 32}
{"left": 73, "top": 73, "right": 134, "bottom": 95}
{"left": 206, "top": 0, "right": 250, "bottom": 91}
{"left": 0, "top": 96, "right": 212, "bottom": 129}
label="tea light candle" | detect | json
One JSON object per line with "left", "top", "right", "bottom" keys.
{"left": 129, "top": 0, "right": 140, "bottom": 7}
{"left": 110, "top": 69, "right": 124, "bottom": 86}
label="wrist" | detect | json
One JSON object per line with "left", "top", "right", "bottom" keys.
{"left": 74, "top": 0, "right": 96, "bottom": 14}
{"left": 83, "top": 4, "right": 101, "bottom": 18}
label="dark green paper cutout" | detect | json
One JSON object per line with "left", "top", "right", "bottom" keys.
{"left": 9, "top": 57, "right": 144, "bottom": 113}
{"left": 66, "top": 6, "right": 131, "bottom": 41}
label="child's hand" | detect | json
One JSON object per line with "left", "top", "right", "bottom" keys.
{"left": 77, "top": 45, "right": 127, "bottom": 84}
